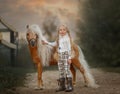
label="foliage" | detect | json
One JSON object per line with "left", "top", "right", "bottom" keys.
{"left": 78, "top": 0, "right": 120, "bottom": 67}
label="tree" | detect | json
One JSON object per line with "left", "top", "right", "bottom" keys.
{"left": 78, "top": 0, "right": 120, "bottom": 67}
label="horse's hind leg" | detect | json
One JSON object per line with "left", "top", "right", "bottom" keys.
{"left": 70, "top": 64, "right": 76, "bottom": 86}
{"left": 72, "top": 58, "right": 88, "bottom": 85}
{"left": 72, "top": 58, "right": 99, "bottom": 88}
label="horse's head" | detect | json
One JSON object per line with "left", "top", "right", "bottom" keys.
{"left": 26, "top": 25, "right": 39, "bottom": 47}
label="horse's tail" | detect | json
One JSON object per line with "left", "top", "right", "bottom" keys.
{"left": 78, "top": 46, "right": 99, "bottom": 88}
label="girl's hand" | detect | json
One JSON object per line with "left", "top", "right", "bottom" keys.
{"left": 42, "top": 40, "right": 48, "bottom": 45}
{"left": 68, "top": 59, "right": 72, "bottom": 64}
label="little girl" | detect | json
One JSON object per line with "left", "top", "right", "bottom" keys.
{"left": 42, "top": 24, "right": 73, "bottom": 92}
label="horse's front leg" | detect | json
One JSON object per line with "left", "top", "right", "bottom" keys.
{"left": 37, "top": 62, "right": 44, "bottom": 90}
{"left": 33, "top": 56, "right": 44, "bottom": 90}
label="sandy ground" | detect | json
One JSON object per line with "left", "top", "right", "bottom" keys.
{"left": 4, "top": 69, "right": 120, "bottom": 94}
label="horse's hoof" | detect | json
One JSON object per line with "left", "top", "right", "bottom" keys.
{"left": 34, "top": 86, "right": 44, "bottom": 90}
{"left": 84, "top": 84, "right": 88, "bottom": 87}
{"left": 73, "top": 82, "right": 76, "bottom": 86}
{"left": 84, "top": 83, "right": 100, "bottom": 88}
{"left": 91, "top": 84, "right": 100, "bottom": 88}
{"left": 73, "top": 84, "right": 76, "bottom": 86}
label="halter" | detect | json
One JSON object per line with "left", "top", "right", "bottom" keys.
{"left": 27, "top": 31, "right": 38, "bottom": 47}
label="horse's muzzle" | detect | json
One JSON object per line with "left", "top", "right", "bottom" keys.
{"left": 29, "top": 39, "right": 36, "bottom": 47}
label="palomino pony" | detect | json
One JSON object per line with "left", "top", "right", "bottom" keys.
{"left": 26, "top": 24, "right": 98, "bottom": 89}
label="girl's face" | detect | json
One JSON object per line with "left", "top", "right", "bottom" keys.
{"left": 59, "top": 25, "right": 67, "bottom": 36}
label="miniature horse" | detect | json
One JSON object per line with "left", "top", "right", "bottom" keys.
{"left": 26, "top": 24, "right": 98, "bottom": 89}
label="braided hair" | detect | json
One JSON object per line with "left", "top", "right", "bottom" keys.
{"left": 55, "top": 24, "right": 74, "bottom": 52}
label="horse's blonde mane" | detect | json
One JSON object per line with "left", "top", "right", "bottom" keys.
{"left": 29, "top": 24, "right": 53, "bottom": 66}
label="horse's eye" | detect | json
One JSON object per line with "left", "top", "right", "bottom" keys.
{"left": 36, "top": 34, "right": 39, "bottom": 38}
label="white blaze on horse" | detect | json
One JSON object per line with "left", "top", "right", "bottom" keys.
{"left": 26, "top": 24, "right": 99, "bottom": 89}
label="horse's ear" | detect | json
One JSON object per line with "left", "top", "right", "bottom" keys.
{"left": 36, "top": 34, "right": 39, "bottom": 39}
{"left": 26, "top": 25, "right": 29, "bottom": 29}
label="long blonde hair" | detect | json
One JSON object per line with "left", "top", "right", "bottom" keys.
{"left": 55, "top": 24, "right": 74, "bottom": 52}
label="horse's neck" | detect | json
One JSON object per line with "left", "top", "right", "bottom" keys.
{"left": 29, "top": 45, "right": 38, "bottom": 54}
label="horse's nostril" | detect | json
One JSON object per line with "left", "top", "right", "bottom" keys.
{"left": 31, "top": 41, "right": 34, "bottom": 46}
{"left": 30, "top": 39, "right": 36, "bottom": 47}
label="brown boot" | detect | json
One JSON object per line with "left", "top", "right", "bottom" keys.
{"left": 65, "top": 77, "right": 73, "bottom": 92}
{"left": 56, "top": 78, "right": 66, "bottom": 92}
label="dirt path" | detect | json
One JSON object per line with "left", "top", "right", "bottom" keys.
{"left": 7, "top": 69, "right": 120, "bottom": 94}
